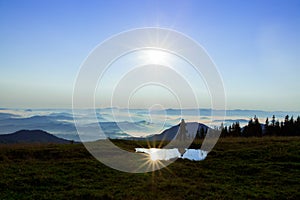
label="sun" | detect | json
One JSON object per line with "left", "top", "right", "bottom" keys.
{"left": 142, "top": 49, "right": 170, "bottom": 65}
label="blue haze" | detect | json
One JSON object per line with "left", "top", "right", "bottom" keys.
{"left": 0, "top": 108, "right": 299, "bottom": 141}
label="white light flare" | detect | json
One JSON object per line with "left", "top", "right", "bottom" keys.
{"left": 142, "top": 49, "right": 171, "bottom": 65}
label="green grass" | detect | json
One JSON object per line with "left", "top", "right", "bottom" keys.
{"left": 0, "top": 137, "right": 299, "bottom": 199}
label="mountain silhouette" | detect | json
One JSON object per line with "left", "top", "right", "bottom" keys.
{"left": 0, "top": 130, "right": 74, "bottom": 144}
{"left": 130, "top": 122, "right": 209, "bottom": 141}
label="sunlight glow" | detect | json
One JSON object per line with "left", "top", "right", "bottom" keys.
{"left": 149, "top": 148, "right": 160, "bottom": 161}
{"left": 142, "top": 49, "right": 170, "bottom": 65}
{"left": 135, "top": 151, "right": 167, "bottom": 172}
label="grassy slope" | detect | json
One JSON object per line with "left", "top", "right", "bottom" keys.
{"left": 0, "top": 137, "right": 299, "bottom": 200}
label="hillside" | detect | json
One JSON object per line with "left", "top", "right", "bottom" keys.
{"left": 0, "top": 130, "right": 73, "bottom": 144}
{"left": 0, "top": 137, "right": 299, "bottom": 199}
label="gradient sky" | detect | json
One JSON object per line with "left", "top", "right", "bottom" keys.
{"left": 1, "top": 0, "right": 300, "bottom": 111}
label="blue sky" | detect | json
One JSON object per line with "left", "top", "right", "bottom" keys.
{"left": 0, "top": 0, "right": 300, "bottom": 111}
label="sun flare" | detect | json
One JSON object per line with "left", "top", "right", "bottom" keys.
{"left": 143, "top": 49, "right": 170, "bottom": 65}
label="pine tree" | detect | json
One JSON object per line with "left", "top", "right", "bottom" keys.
{"left": 296, "top": 116, "right": 300, "bottom": 136}
{"left": 265, "top": 117, "right": 270, "bottom": 136}
{"left": 274, "top": 120, "right": 281, "bottom": 136}
{"left": 236, "top": 122, "right": 241, "bottom": 137}
{"left": 254, "top": 116, "right": 262, "bottom": 137}
{"left": 242, "top": 117, "right": 262, "bottom": 137}
{"left": 232, "top": 122, "right": 241, "bottom": 137}
{"left": 221, "top": 126, "right": 228, "bottom": 137}
{"left": 272, "top": 115, "right": 276, "bottom": 127}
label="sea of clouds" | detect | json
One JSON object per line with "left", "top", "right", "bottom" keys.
{"left": 0, "top": 108, "right": 299, "bottom": 141}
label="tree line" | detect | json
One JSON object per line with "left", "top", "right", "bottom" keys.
{"left": 220, "top": 115, "right": 300, "bottom": 137}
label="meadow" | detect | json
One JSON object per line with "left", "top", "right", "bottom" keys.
{"left": 0, "top": 137, "right": 299, "bottom": 199}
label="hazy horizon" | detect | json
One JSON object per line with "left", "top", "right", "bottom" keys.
{"left": 1, "top": 107, "right": 300, "bottom": 113}
{"left": 1, "top": 107, "right": 299, "bottom": 141}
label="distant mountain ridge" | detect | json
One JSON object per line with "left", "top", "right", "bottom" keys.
{"left": 0, "top": 130, "right": 73, "bottom": 144}
{"left": 0, "top": 123, "right": 209, "bottom": 144}
{"left": 1, "top": 108, "right": 299, "bottom": 142}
